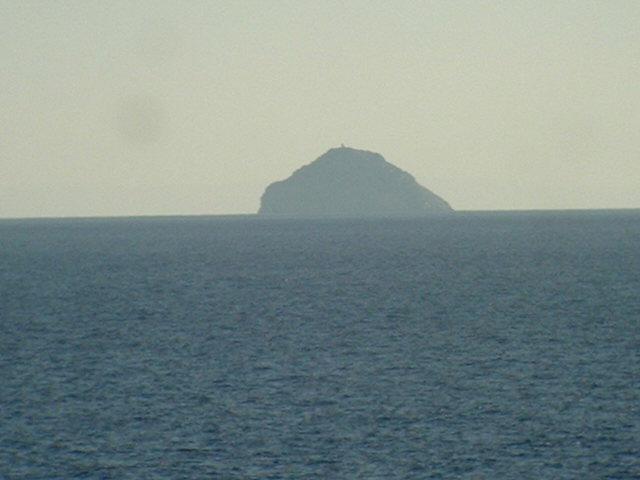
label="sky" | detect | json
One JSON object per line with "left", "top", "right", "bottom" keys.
{"left": 1, "top": 0, "right": 639, "bottom": 218}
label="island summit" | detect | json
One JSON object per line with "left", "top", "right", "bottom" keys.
{"left": 258, "top": 146, "right": 453, "bottom": 217}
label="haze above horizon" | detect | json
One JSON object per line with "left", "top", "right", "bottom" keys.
{"left": 2, "top": 1, "right": 639, "bottom": 218}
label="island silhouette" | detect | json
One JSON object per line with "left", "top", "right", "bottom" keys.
{"left": 259, "top": 146, "right": 452, "bottom": 216}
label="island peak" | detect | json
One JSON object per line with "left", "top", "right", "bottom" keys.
{"left": 258, "top": 147, "right": 452, "bottom": 217}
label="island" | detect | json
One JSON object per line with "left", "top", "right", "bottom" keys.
{"left": 258, "top": 146, "right": 453, "bottom": 216}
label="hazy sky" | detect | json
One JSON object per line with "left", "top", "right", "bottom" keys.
{"left": 2, "top": 1, "right": 639, "bottom": 217}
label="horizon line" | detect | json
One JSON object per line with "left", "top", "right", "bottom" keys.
{"left": 2, "top": 207, "right": 640, "bottom": 222}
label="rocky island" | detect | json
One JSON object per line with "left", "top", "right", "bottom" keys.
{"left": 259, "top": 147, "right": 453, "bottom": 216}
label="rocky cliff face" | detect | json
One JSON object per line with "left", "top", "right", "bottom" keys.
{"left": 259, "top": 147, "right": 452, "bottom": 216}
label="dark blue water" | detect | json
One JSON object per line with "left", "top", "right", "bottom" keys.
{"left": 1, "top": 212, "right": 639, "bottom": 479}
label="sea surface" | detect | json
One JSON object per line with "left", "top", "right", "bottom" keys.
{"left": 1, "top": 212, "right": 639, "bottom": 479}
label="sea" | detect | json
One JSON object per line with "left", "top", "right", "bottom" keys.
{"left": 1, "top": 211, "right": 639, "bottom": 479}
